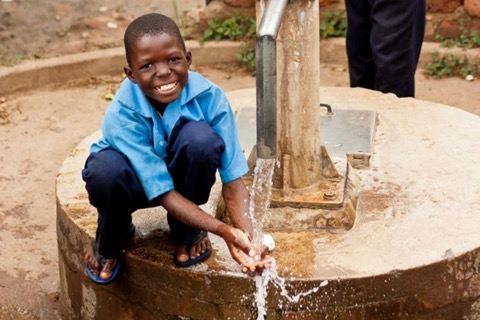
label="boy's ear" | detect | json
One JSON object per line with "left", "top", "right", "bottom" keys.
{"left": 124, "top": 64, "right": 137, "bottom": 83}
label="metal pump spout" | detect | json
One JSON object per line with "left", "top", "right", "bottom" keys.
{"left": 256, "top": 0, "right": 288, "bottom": 159}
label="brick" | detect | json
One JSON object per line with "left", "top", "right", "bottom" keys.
{"left": 467, "top": 19, "right": 480, "bottom": 34}
{"left": 320, "top": 0, "right": 340, "bottom": 7}
{"left": 436, "top": 19, "right": 463, "bottom": 38}
{"left": 224, "top": 0, "right": 255, "bottom": 8}
{"left": 427, "top": 0, "right": 461, "bottom": 13}
{"left": 200, "top": 0, "right": 255, "bottom": 30}
{"left": 465, "top": 0, "right": 480, "bottom": 17}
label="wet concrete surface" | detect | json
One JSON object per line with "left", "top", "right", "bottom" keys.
{"left": 56, "top": 86, "right": 480, "bottom": 319}
{"left": 2, "top": 58, "right": 480, "bottom": 319}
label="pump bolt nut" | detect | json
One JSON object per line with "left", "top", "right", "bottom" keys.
{"left": 323, "top": 191, "right": 336, "bottom": 200}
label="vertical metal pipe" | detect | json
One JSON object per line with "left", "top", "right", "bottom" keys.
{"left": 256, "top": 35, "right": 276, "bottom": 159}
{"left": 256, "top": 0, "right": 288, "bottom": 159}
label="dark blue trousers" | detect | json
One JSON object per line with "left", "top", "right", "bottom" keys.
{"left": 81, "top": 121, "right": 225, "bottom": 258}
{"left": 345, "top": 0, "right": 426, "bottom": 98}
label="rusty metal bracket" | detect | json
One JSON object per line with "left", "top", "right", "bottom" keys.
{"left": 347, "top": 152, "right": 371, "bottom": 169}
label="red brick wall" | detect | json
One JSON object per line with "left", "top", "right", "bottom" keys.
{"left": 427, "top": 0, "right": 461, "bottom": 13}
{"left": 317, "top": 0, "right": 480, "bottom": 40}
{"left": 223, "top": 0, "right": 255, "bottom": 8}
{"left": 428, "top": 0, "right": 480, "bottom": 39}
{"left": 214, "top": 0, "right": 480, "bottom": 40}
{"left": 219, "top": 0, "right": 480, "bottom": 17}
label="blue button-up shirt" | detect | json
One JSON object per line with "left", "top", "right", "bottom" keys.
{"left": 91, "top": 71, "right": 248, "bottom": 200}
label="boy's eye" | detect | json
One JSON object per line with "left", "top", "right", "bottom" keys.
{"left": 141, "top": 63, "right": 153, "bottom": 70}
{"left": 169, "top": 57, "right": 181, "bottom": 63}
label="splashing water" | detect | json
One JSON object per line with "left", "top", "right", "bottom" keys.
{"left": 248, "top": 158, "right": 276, "bottom": 251}
{"left": 248, "top": 158, "right": 324, "bottom": 319}
{"left": 255, "top": 259, "right": 323, "bottom": 320}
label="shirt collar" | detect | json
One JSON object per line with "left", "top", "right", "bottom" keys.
{"left": 116, "top": 71, "right": 213, "bottom": 117}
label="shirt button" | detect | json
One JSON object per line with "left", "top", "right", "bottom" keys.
{"left": 160, "top": 141, "right": 164, "bottom": 146}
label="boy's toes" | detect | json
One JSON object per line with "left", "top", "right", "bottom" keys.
{"left": 84, "top": 247, "right": 100, "bottom": 275}
{"left": 175, "top": 246, "right": 190, "bottom": 263}
{"left": 189, "top": 236, "right": 211, "bottom": 259}
{"left": 173, "top": 233, "right": 212, "bottom": 267}
{"left": 99, "top": 258, "right": 118, "bottom": 280}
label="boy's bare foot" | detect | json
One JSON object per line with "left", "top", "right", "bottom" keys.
{"left": 174, "top": 232, "right": 212, "bottom": 267}
{"left": 84, "top": 246, "right": 118, "bottom": 281}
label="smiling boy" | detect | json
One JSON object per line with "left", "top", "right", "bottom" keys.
{"left": 82, "top": 13, "right": 270, "bottom": 284}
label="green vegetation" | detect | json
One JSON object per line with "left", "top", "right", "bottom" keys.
{"left": 435, "top": 30, "right": 480, "bottom": 49}
{"left": 433, "top": 14, "right": 480, "bottom": 49}
{"left": 199, "top": 9, "right": 348, "bottom": 75}
{"left": 424, "top": 52, "right": 478, "bottom": 78}
{"left": 236, "top": 44, "right": 256, "bottom": 75}
{"left": 199, "top": 13, "right": 256, "bottom": 74}
{"left": 320, "top": 10, "right": 347, "bottom": 39}
{"left": 201, "top": 13, "right": 256, "bottom": 41}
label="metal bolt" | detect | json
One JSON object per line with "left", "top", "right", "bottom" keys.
{"left": 323, "top": 192, "right": 336, "bottom": 200}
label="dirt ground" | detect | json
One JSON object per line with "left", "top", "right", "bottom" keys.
{"left": 0, "top": 1, "right": 479, "bottom": 320}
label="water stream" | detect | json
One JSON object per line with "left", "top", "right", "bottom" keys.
{"left": 248, "top": 158, "right": 326, "bottom": 319}
{"left": 248, "top": 158, "right": 276, "bottom": 251}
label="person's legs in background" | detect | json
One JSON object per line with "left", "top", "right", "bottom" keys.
{"left": 370, "top": 0, "right": 426, "bottom": 97}
{"left": 345, "top": 0, "right": 376, "bottom": 90}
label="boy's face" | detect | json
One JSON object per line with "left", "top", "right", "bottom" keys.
{"left": 124, "top": 33, "right": 191, "bottom": 105}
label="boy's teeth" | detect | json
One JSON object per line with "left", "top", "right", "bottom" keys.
{"left": 157, "top": 82, "right": 177, "bottom": 91}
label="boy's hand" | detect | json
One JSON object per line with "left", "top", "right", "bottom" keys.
{"left": 219, "top": 225, "right": 273, "bottom": 274}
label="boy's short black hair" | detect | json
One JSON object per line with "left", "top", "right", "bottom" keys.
{"left": 124, "top": 13, "right": 186, "bottom": 66}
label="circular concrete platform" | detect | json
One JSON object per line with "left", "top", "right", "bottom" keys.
{"left": 56, "top": 86, "right": 480, "bottom": 320}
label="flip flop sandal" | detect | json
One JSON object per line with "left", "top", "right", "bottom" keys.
{"left": 85, "top": 223, "right": 135, "bottom": 284}
{"left": 173, "top": 230, "right": 212, "bottom": 268}
{"left": 85, "top": 242, "right": 121, "bottom": 285}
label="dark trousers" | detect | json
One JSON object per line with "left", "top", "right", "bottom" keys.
{"left": 345, "top": 0, "right": 426, "bottom": 98}
{"left": 81, "top": 121, "right": 225, "bottom": 258}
